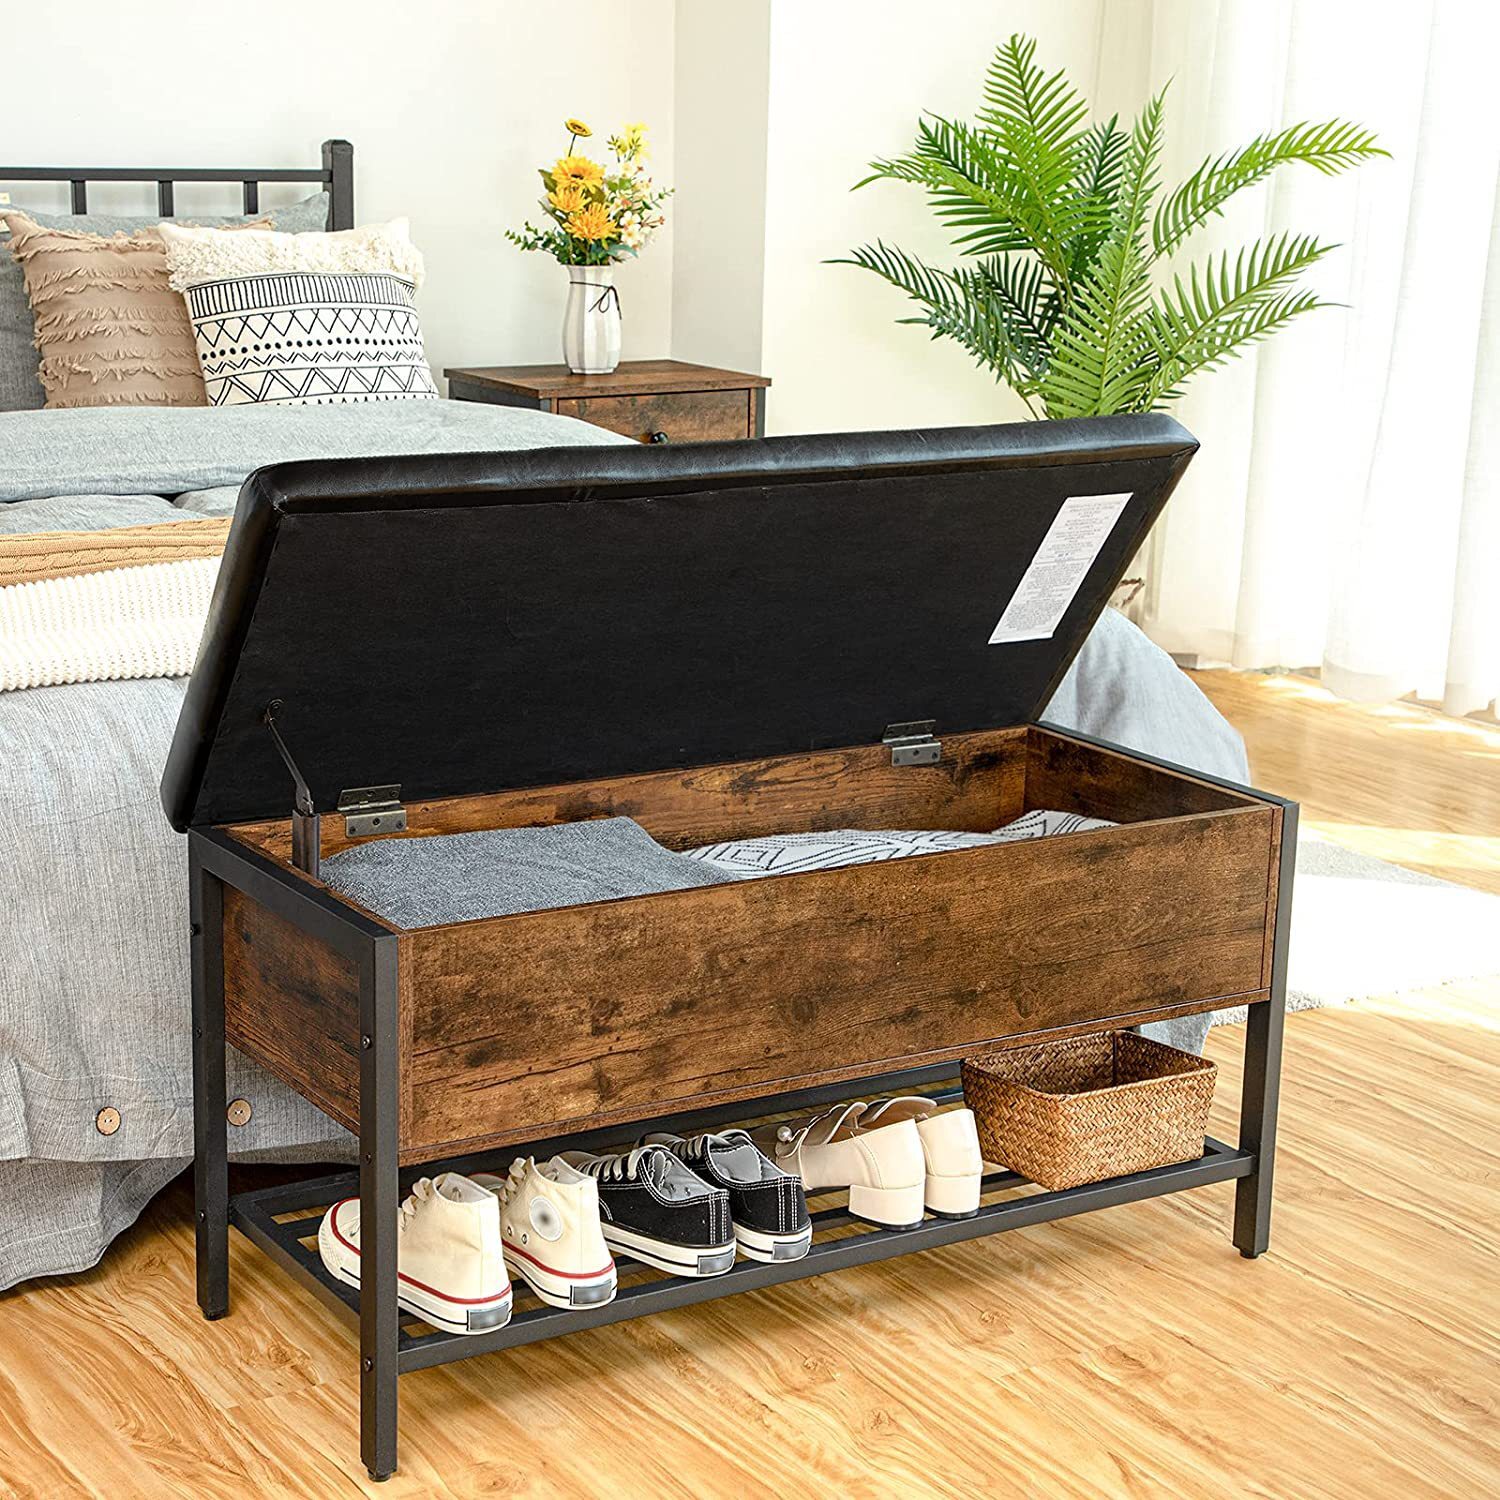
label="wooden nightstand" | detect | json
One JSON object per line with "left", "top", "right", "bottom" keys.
{"left": 444, "top": 359, "right": 770, "bottom": 444}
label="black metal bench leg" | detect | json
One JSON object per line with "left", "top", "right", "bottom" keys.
{"left": 1233, "top": 802, "right": 1297, "bottom": 1258}
{"left": 359, "top": 937, "right": 402, "bottom": 1482}
{"left": 190, "top": 838, "right": 229, "bottom": 1319}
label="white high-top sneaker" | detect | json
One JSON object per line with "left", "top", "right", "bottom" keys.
{"left": 853, "top": 1097, "right": 984, "bottom": 1218}
{"left": 474, "top": 1157, "right": 617, "bottom": 1310}
{"left": 753, "top": 1101, "right": 927, "bottom": 1229}
{"left": 317, "top": 1172, "right": 512, "bottom": 1336}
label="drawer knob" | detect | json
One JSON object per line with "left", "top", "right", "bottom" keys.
{"left": 648, "top": 430, "right": 669, "bottom": 444}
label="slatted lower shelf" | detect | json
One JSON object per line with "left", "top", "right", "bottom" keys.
{"left": 231, "top": 1130, "right": 1253, "bottom": 1375}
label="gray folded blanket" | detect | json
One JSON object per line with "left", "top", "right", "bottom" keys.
{"left": 322, "top": 809, "right": 1115, "bottom": 928}
{"left": 322, "top": 815, "right": 742, "bottom": 928}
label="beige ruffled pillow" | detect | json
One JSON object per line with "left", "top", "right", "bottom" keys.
{"left": 157, "top": 216, "right": 425, "bottom": 288}
{"left": 0, "top": 211, "right": 266, "bottom": 409}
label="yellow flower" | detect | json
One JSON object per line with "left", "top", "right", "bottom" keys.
{"left": 609, "top": 122, "right": 648, "bottom": 160}
{"left": 548, "top": 184, "right": 588, "bottom": 215}
{"left": 565, "top": 203, "right": 619, "bottom": 243}
{"left": 564, "top": 118, "right": 592, "bottom": 139}
{"left": 552, "top": 155, "right": 604, "bottom": 189}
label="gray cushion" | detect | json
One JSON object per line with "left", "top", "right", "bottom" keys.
{"left": 0, "top": 191, "right": 330, "bottom": 413}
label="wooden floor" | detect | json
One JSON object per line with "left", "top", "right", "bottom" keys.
{"left": 1, "top": 672, "right": 1496, "bottom": 1498}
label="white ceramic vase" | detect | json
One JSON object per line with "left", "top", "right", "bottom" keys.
{"left": 562, "top": 264, "right": 621, "bottom": 374}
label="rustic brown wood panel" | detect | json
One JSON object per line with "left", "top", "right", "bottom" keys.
{"left": 222, "top": 887, "right": 366, "bottom": 1134}
{"left": 1261, "top": 803, "right": 1286, "bottom": 989}
{"left": 402, "top": 805, "right": 1275, "bottom": 1157}
{"left": 1025, "top": 727, "right": 1258, "bottom": 821}
{"left": 443, "top": 358, "right": 770, "bottom": 399}
{"left": 556, "top": 389, "right": 750, "bottom": 443}
{"left": 228, "top": 728, "right": 1032, "bottom": 868}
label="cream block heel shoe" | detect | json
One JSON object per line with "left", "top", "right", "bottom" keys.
{"left": 752, "top": 1101, "right": 927, "bottom": 1230}
{"left": 855, "top": 1098, "right": 984, "bottom": 1218}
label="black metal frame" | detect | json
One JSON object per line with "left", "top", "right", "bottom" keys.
{"left": 0, "top": 139, "right": 354, "bottom": 229}
{"left": 188, "top": 740, "right": 1295, "bottom": 1483}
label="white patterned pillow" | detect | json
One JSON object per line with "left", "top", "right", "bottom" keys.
{"left": 159, "top": 219, "right": 437, "bottom": 407}
{"left": 687, "top": 809, "right": 1117, "bottom": 879}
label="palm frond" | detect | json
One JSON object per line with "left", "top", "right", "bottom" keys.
{"left": 832, "top": 241, "right": 1041, "bottom": 395}
{"left": 1066, "top": 114, "right": 1128, "bottom": 282}
{"left": 1039, "top": 90, "right": 1165, "bottom": 417}
{"left": 1153, "top": 120, "right": 1387, "bottom": 256}
{"left": 859, "top": 117, "right": 1039, "bottom": 258}
{"left": 974, "top": 34, "right": 1091, "bottom": 283}
{"left": 979, "top": 34, "right": 1089, "bottom": 162}
{"left": 970, "top": 253, "right": 1058, "bottom": 360}
{"left": 1141, "top": 233, "right": 1337, "bottom": 402}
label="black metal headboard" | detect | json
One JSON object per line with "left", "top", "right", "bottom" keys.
{"left": 0, "top": 138, "right": 353, "bottom": 228}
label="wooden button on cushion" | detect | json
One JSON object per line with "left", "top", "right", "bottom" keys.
{"left": 95, "top": 1106, "right": 121, "bottom": 1135}
{"left": 227, "top": 1098, "right": 253, "bottom": 1127}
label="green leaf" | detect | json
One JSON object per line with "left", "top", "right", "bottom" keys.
{"left": 859, "top": 116, "right": 1052, "bottom": 262}
{"left": 1141, "top": 232, "right": 1337, "bottom": 402}
{"left": 975, "top": 34, "right": 1091, "bottom": 284}
{"left": 832, "top": 241, "right": 1044, "bottom": 400}
{"left": 1066, "top": 114, "right": 1128, "bottom": 283}
{"left": 1039, "top": 90, "right": 1165, "bottom": 417}
{"left": 1153, "top": 119, "right": 1387, "bottom": 256}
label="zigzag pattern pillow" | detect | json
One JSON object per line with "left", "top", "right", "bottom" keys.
{"left": 181, "top": 271, "right": 437, "bottom": 405}
{"left": 160, "top": 218, "right": 437, "bottom": 407}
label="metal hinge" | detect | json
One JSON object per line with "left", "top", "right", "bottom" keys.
{"left": 883, "top": 720, "right": 942, "bottom": 767}
{"left": 338, "top": 785, "right": 407, "bottom": 838}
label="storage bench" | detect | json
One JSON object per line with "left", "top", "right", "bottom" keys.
{"left": 163, "top": 416, "right": 1295, "bottom": 1481}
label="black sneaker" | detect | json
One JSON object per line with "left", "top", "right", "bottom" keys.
{"left": 642, "top": 1129, "right": 812, "bottom": 1263}
{"left": 558, "top": 1145, "right": 736, "bottom": 1277}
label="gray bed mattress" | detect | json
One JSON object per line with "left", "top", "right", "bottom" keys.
{"left": 0, "top": 402, "right": 1248, "bottom": 1290}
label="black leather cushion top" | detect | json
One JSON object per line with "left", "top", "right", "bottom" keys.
{"left": 161, "top": 415, "right": 1196, "bottom": 830}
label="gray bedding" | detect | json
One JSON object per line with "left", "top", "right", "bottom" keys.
{"left": 0, "top": 401, "right": 1248, "bottom": 1290}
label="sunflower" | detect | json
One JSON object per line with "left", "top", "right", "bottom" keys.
{"left": 548, "top": 184, "right": 588, "bottom": 215}
{"left": 552, "top": 155, "right": 604, "bottom": 190}
{"left": 564, "top": 118, "right": 593, "bottom": 139}
{"left": 565, "top": 202, "right": 619, "bottom": 243}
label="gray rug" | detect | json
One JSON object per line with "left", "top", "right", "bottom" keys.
{"left": 1213, "top": 832, "right": 1500, "bottom": 1025}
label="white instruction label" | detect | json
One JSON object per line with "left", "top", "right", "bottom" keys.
{"left": 988, "top": 492, "right": 1133, "bottom": 644}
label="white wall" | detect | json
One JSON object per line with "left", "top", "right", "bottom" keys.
{"left": 671, "top": 1, "right": 771, "bottom": 373}
{"left": 2, "top": 0, "right": 678, "bottom": 384}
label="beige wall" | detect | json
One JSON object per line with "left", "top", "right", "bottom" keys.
{"left": 671, "top": 1, "right": 771, "bottom": 373}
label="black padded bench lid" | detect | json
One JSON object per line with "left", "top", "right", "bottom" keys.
{"left": 161, "top": 415, "right": 1197, "bottom": 830}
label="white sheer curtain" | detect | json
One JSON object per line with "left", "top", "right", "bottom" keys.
{"left": 1095, "top": 0, "right": 1500, "bottom": 716}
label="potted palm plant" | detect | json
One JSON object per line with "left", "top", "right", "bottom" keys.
{"left": 838, "top": 35, "right": 1386, "bottom": 417}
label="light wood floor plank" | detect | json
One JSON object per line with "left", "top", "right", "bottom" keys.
{"left": 1, "top": 670, "right": 1496, "bottom": 1497}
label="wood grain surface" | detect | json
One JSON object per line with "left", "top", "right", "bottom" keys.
{"left": 228, "top": 727, "right": 1032, "bottom": 865}
{"left": 442, "top": 358, "right": 771, "bottom": 399}
{"left": 222, "top": 888, "right": 363, "bottom": 1135}
{"left": 556, "top": 388, "right": 752, "bottom": 442}
{"left": 404, "top": 807, "right": 1274, "bottom": 1157}
{"left": 0, "top": 671, "right": 1495, "bottom": 1497}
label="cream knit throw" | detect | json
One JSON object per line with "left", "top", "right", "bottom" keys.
{"left": 0, "top": 557, "right": 216, "bottom": 691}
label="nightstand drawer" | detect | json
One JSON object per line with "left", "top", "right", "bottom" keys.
{"left": 557, "top": 388, "right": 751, "bottom": 443}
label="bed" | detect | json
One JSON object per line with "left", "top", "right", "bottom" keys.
{"left": 0, "top": 145, "right": 1251, "bottom": 1291}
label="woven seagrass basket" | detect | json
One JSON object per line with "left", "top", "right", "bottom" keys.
{"left": 960, "top": 1030, "right": 1217, "bottom": 1191}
